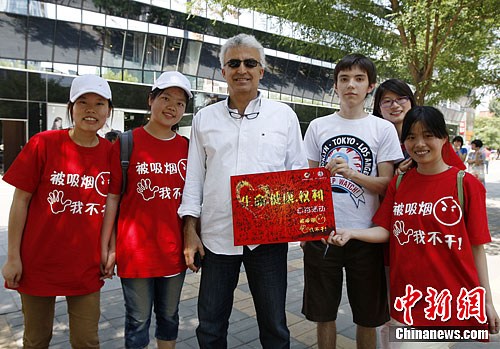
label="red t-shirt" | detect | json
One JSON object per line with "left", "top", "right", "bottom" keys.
{"left": 373, "top": 167, "right": 491, "bottom": 327}
{"left": 3, "top": 130, "right": 112, "bottom": 296}
{"left": 109, "top": 128, "right": 188, "bottom": 278}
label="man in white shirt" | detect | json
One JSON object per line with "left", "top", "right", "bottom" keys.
{"left": 178, "top": 33, "right": 308, "bottom": 349}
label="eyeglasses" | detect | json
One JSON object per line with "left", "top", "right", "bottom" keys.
{"left": 224, "top": 59, "right": 261, "bottom": 69}
{"left": 380, "top": 96, "right": 410, "bottom": 109}
{"left": 226, "top": 99, "right": 261, "bottom": 120}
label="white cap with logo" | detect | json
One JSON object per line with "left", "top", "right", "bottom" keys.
{"left": 152, "top": 71, "right": 193, "bottom": 98}
{"left": 70, "top": 75, "right": 112, "bottom": 103}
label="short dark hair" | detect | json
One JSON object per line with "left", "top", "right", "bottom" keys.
{"left": 373, "top": 79, "right": 416, "bottom": 118}
{"left": 105, "top": 130, "right": 121, "bottom": 142}
{"left": 471, "top": 139, "right": 483, "bottom": 148}
{"left": 401, "top": 106, "right": 448, "bottom": 143}
{"left": 452, "top": 135, "right": 464, "bottom": 147}
{"left": 333, "top": 53, "right": 377, "bottom": 86}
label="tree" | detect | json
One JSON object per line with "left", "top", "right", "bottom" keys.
{"left": 473, "top": 116, "right": 500, "bottom": 149}
{"left": 200, "top": 0, "right": 499, "bottom": 105}
{"left": 489, "top": 98, "right": 500, "bottom": 117}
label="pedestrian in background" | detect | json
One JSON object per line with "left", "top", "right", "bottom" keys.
{"left": 467, "top": 139, "right": 486, "bottom": 186}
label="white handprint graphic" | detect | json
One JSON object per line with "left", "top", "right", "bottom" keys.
{"left": 393, "top": 220, "right": 414, "bottom": 245}
{"left": 47, "top": 190, "right": 72, "bottom": 214}
{"left": 136, "top": 178, "right": 159, "bottom": 201}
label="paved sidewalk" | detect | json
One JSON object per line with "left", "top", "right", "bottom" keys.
{"left": 1, "top": 161, "right": 500, "bottom": 348}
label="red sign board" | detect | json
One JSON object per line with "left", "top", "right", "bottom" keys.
{"left": 459, "top": 120, "right": 466, "bottom": 135}
{"left": 230, "top": 167, "right": 335, "bottom": 245}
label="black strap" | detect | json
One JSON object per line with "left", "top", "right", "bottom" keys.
{"left": 119, "top": 130, "right": 133, "bottom": 195}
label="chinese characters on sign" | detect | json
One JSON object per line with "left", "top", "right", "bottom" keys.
{"left": 231, "top": 168, "right": 335, "bottom": 245}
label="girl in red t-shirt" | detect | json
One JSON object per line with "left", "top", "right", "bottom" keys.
{"left": 100, "top": 71, "right": 192, "bottom": 349}
{"left": 329, "top": 106, "right": 499, "bottom": 339}
{"left": 1, "top": 75, "right": 113, "bottom": 347}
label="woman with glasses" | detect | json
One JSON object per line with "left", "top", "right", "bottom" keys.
{"left": 373, "top": 79, "right": 465, "bottom": 172}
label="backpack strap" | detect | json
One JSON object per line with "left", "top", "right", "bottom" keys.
{"left": 457, "top": 170, "right": 465, "bottom": 211}
{"left": 395, "top": 170, "right": 465, "bottom": 211}
{"left": 395, "top": 172, "right": 404, "bottom": 190}
{"left": 119, "top": 130, "right": 133, "bottom": 195}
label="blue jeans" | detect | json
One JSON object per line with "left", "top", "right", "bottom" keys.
{"left": 196, "top": 243, "right": 290, "bottom": 349}
{"left": 121, "top": 273, "right": 186, "bottom": 349}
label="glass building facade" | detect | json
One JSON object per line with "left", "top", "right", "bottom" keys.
{"left": 0, "top": 0, "right": 350, "bottom": 172}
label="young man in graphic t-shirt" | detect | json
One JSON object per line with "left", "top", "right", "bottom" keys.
{"left": 302, "top": 53, "right": 403, "bottom": 348}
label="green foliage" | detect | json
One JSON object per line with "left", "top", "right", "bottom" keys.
{"left": 489, "top": 98, "right": 500, "bottom": 116}
{"left": 473, "top": 116, "right": 500, "bottom": 149}
{"left": 102, "top": 70, "right": 139, "bottom": 83}
{"left": 201, "top": 0, "right": 499, "bottom": 105}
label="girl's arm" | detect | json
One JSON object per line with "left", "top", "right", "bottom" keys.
{"left": 328, "top": 226, "right": 390, "bottom": 246}
{"left": 472, "top": 244, "right": 500, "bottom": 334}
{"left": 1, "top": 189, "right": 32, "bottom": 288}
{"left": 100, "top": 193, "right": 120, "bottom": 279}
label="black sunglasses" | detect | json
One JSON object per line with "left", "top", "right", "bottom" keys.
{"left": 224, "top": 59, "right": 261, "bottom": 69}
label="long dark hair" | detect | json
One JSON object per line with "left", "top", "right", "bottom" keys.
{"left": 401, "top": 106, "right": 448, "bottom": 143}
{"left": 373, "top": 79, "right": 416, "bottom": 118}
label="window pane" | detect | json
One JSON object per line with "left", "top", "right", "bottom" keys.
{"left": 281, "top": 60, "right": 299, "bottom": 95}
{"left": 0, "top": 13, "right": 27, "bottom": 59}
{"left": 79, "top": 24, "right": 103, "bottom": 66}
{"left": 292, "top": 62, "right": 310, "bottom": 99}
{"left": 82, "top": 0, "right": 101, "bottom": 13}
{"left": 43, "top": 1, "right": 82, "bottom": 10}
{"left": 268, "top": 56, "right": 287, "bottom": 93}
{"left": 0, "top": 100, "right": 27, "bottom": 119}
{"left": 124, "top": 31, "right": 146, "bottom": 70}
{"left": 54, "top": 21, "right": 80, "bottom": 64}
{"left": 0, "top": 69, "right": 27, "bottom": 99}
{"left": 180, "top": 40, "right": 201, "bottom": 76}
{"left": 102, "top": 28, "right": 125, "bottom": 68}
{"left": 144, "top": 34, "right": 164, "bottom": 71}
{"left": 1, "top": 0, "right": 28, "bottom": 15}
{"left": 197, "top": 43, "right": 219, "bottom": 79}
{"left": 163, "top": 37, "right": 182, "bottom": 71}
{"left": 47, "top": 74, "right": 72, "bottom": 103}
{"left": 109, "top": 81, "right": 150, "bottom": 110}
{"left": 27, "top": 17, "right": 55, "bottom": 61}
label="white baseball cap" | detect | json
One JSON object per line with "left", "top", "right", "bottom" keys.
{"left": 152, "top": 71, "right": 193, "bottom": 98}
{"left": 69, "top": 75, "right": 112, "bottom": 103}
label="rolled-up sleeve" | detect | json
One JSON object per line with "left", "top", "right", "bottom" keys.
{"left": 178, "top": 112, "right": 205, "bottom": 218}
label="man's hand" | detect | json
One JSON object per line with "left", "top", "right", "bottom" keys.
{"left": 183, "top": 217, "right": 204, "bottom": 272}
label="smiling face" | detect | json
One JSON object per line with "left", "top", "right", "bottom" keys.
{"left": 148, "top": 87, "right": 187, "bottom": 131}
{"left": 222, "top": 46, "right": 264, "bottom": 99}
{"left": 334, "top": 66, "right": 375, "bottom": 109}
{"left": 379, "top": 90, "right": 412, "bottom": 127}
{"left": 71, "top": 93, "right": 111, "bottom": 133}
{"left": 404, "top": 121, "right": 447, "bottom": 170}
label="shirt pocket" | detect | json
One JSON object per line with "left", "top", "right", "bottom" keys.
{"left": 257, "top": 131, "right": 287, "bottom": 167}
